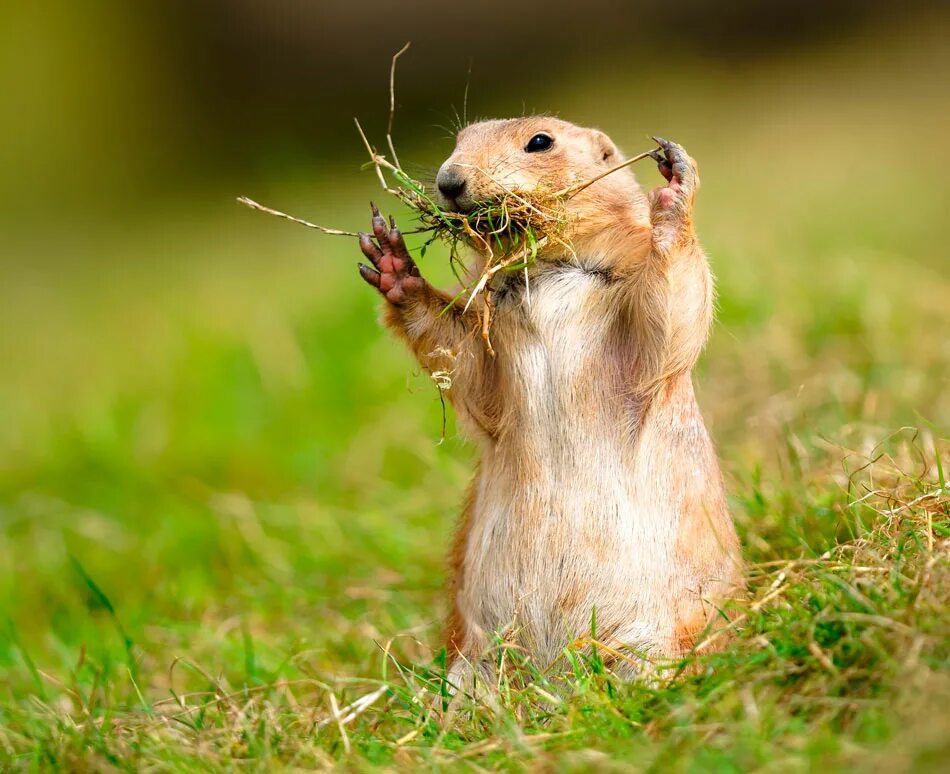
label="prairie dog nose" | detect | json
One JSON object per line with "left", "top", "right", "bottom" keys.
{"left": 436, "top": 168, "right": 466, "bottom": 199}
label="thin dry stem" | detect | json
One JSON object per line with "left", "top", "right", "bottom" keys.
{"left": 555, "top": 148, "right": 660, "bottom": 198}
{"left": 328, "top": 692, "right": 351, "bottom": 754}
{"left": 481, "top": 290, "right": 496, "bottom": 356}
{"left": 237, "top": 197, "right": 360, "bottom": 237}
{"left": 354, "top": 117, "right": 393, "bottom": 193}
{"left": 388, "top": 42, "right": 411, "bottom": 169}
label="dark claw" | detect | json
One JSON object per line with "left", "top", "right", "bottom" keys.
{"left": 651, "top": 136, "right": 686, "bottom": 184}
{"left": 358, "top": 262, "right": 381, "bottom": 287}
{"left": 358, "top": 232, "right": 382, "bottom": 265}
{"left": 371, "top": 211, "right": 391, "bottom": 250}
{"left": 389, "top": 226, "right": 403, "bottom": 248}
{"left": 370, "top": 201, "right": 380, "bottom": 217}
{"left": 389, "top": 214, "right": 396, "bottom": 229}
{"left": 649, "top": 148, "right": 673, "bottom": 182}
{"left": 388, "top": 226, "right": 417, "bottom": 273}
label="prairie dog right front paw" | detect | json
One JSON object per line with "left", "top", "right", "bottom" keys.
{"left": 357, "top": 203, "right": 426, "bottom": 305}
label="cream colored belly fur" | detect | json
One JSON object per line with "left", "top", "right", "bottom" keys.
{"left": 455, "top": 265, "right": 733, "bottom": 668}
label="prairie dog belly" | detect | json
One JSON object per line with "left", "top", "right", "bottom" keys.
{"left": 460, "top": 439, "right": 679, "bottom": 664}
{"left": 457, "top": 267, "right": 678, "bottom": 663}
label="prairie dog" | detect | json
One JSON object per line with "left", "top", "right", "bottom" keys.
{"left": 356, "top": 117, "right": 742, "bottom": 683}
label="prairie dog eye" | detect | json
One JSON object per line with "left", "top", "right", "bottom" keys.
{"left": 524, "top": 133, "right": 553, "bottom": 153}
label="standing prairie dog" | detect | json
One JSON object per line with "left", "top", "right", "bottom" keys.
{"left": 357, "top": 118, "right": 742, "bottom": 683}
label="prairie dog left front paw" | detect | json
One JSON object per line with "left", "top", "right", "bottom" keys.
{"left": 649, "top": 137, "right": 698, "bottom": 212}
{"left": 648, "top": 137, "right": 699, "bottom": 250}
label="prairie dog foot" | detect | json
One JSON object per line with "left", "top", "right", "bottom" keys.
{"left": 357, "top": 203, "right": 426, "bottom": 305}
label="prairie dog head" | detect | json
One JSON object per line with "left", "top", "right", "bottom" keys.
{"left": 435, "top": 117, "right": 650, "bottom": 240}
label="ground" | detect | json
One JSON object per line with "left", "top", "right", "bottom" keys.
{"left": 0, "top": 24, "right": 948, "bottom": 772}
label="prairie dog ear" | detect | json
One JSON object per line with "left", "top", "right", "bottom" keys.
{"left": 591, "top": 129, "right": 618, "bottom": 164}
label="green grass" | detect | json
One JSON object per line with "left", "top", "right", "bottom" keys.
{"left": 1, "top": 22, "right": 949, "bottom": 771}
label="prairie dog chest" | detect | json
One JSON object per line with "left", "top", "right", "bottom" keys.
{"left": 493, "top": 266, "right": 615, "bottom": 396}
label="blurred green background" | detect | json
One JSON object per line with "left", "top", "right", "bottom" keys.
{"left": 0, "top": 0, "right": 948, "bottom": 756}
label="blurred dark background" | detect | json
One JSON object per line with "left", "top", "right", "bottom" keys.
{"left": 0, "top": 0, "right": 942, "bottom": 226}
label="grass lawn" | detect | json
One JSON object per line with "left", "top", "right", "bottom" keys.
{"left": 0, "top": 23, "right": 948, "bottom": 771}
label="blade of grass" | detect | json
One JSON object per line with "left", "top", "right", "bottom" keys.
{"left": 68, "top": 555, "right": 135, "bottom": 674}
{"left": 5, "top": 618, "right": 47, "bottom": 700}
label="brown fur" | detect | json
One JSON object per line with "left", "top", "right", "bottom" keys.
{"left": 360, "top": 117, "right": 743, "bottom": 682}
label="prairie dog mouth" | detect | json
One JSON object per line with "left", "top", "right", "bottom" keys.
{"left": 437, "top": 194, "right": 475, "bottom": 215}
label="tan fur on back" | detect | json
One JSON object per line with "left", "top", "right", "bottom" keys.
{"left": 380, "top": 117, "right": 742, "bottom": 681}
